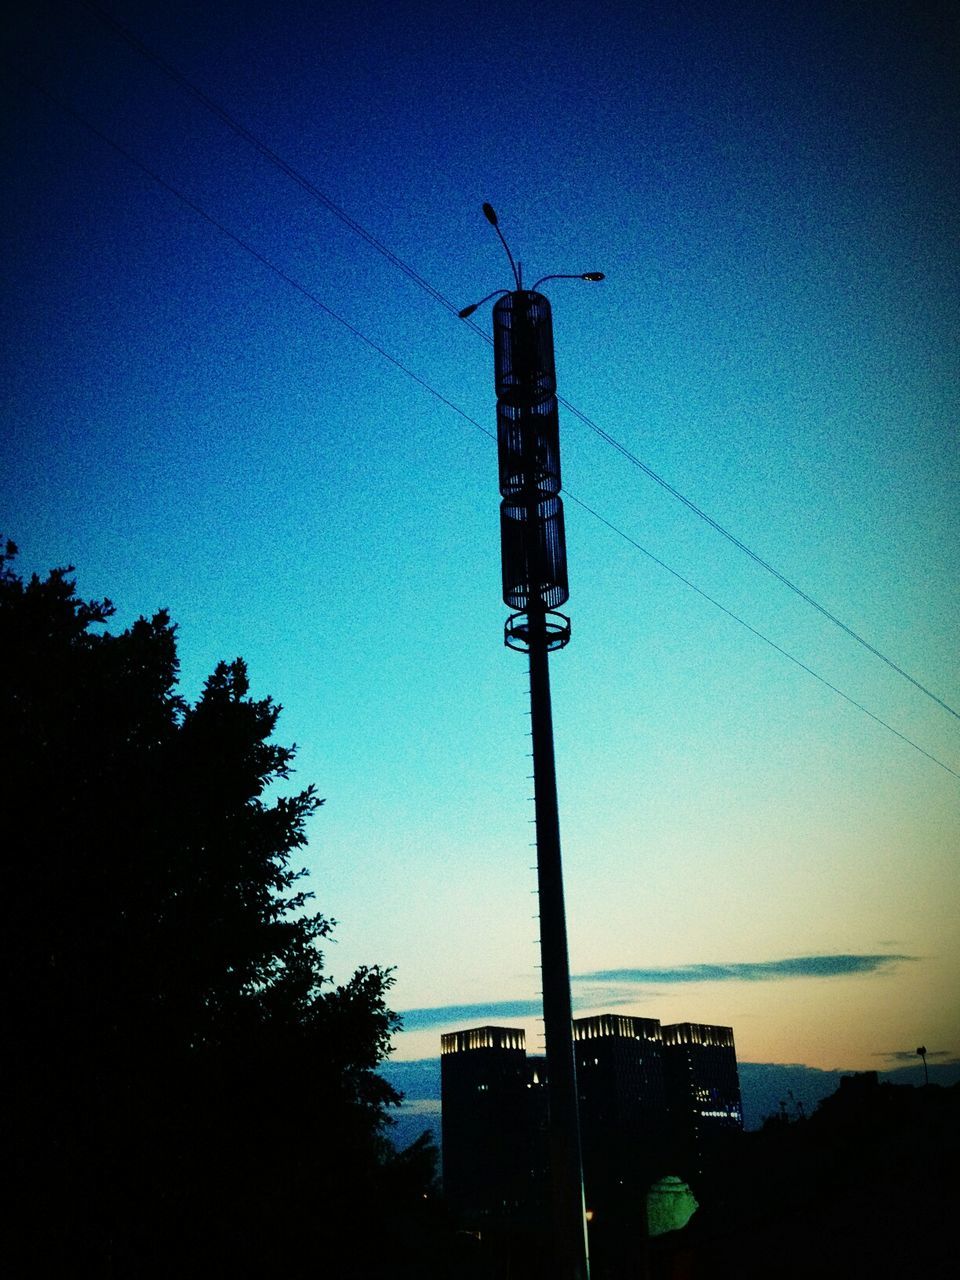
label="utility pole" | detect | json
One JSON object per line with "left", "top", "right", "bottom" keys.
{"left": 460, "top": 205, "right": 603, "bottom": 1280}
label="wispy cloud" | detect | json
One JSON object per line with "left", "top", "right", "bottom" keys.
{"left": 399, "top": 999, "right": 542, "bottom": 1032}
{"left": 574, "top": 954, "right": 917, "bottom": 985}
{"left": 397, "top": 955, "right": 917, "bottom": 1032}
{"left": 399, "top": 987, "right": 651, "bottom": 1033}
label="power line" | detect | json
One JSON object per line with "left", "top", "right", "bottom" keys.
{"left": 555, "top": 398, "right": 960, "bottom": 723}
{"left": 18, "top": 74, "right": 960, "bottom": 783}
{"left": 76, "top": 0, "right": 466, "bottom": 323}
{"left": 563, "top": 492, "right": 960, "bottom": 781}
{"left": 75, "top": 0, "right": 960, "bottom": 726}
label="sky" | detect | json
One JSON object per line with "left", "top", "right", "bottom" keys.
{"left": 3, "top": 0, "right": 958, "bottom": 1118}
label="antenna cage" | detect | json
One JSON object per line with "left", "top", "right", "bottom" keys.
{"left": 493, "top": 292, "right": 556, "bottom": 407}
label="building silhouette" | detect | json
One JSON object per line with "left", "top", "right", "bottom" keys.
{"left": 574, "top": 1015, "right": 669, "bottom": 1221}
{"left": 661, "top": 1022, "right": 744, "bottom": 1180}
{"left": 440, "top": 1013, "right": 743, "bottom": 1234}
{"left": 440, "top": 1026, "right": 545, "bottom": 1225}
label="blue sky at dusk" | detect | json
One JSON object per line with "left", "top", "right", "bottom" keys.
{"left": 4, "top": 0, "right": 958, "bottom": 1109}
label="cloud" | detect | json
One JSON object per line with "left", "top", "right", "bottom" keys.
{"left": 399, "top": 999, "right": 543, "bottom": 1032}
{"left": 397, "top": 957, "right": 917, "bottom": 1032}
{"left": 399, "top": 986, "right": 654, "bottom": 1033}
{"left": 575, "top": 954, "right": 917, "bottom": 985}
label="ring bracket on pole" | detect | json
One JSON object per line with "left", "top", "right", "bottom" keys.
{"left": 504, "top": 610, "right": 571, "bottom": 652}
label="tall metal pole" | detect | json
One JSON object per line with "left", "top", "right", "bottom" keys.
{"left": 527, "top": 602, "right": 590, "bottom": 1280}
{"left": 461, "top": 210, "right": 602, "bottom": 1280}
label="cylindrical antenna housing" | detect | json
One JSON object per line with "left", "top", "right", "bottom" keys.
{"left": 493, "top": 291, "right": 556, "bottom": 406}
{"left": 497, "top": 399, "right": 562, "bottom": 499}
{"left": 500, "top": 494, "right": 569, "bottom": 611}
{"left": 494, "top": 288, "right": 569, "bottom": 612}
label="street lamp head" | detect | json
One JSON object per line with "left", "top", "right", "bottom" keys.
{"left": 458, "top": 288, "right": 510, "bottom": 320}
{"left": 581, "top": 271, "right": 605, "bottom": 281}
{"left": 475, "top": 202, "right": 521, "bottom": 288}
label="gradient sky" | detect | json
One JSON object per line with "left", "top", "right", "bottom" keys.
{"left": 4, "top": 0, "right": 958, "bottom": 1084}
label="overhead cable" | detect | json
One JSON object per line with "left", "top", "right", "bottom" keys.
{"left": 76, "top": 0, "right": 960, "bottom": 725}
{"left": 19, "top": 74, "right": 960, "bottom": 784}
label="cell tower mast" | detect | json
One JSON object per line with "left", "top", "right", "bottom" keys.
{"left": 460, "top": 204, "right": 603, "bottom": 1280}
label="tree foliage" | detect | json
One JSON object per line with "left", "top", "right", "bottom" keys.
{"left": 0, "top": 543, "right": 436, "bottom": 1276}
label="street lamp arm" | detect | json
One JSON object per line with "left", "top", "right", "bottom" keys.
{"left": 530, "top": 271, "right": 605, "bottom": 291}
{"left": 482, "top": 201, "right": 523, "bottom": 289}
{"left": 458, "top": 288, "right": 510, "bottom": 319}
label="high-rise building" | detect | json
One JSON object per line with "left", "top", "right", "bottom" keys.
{"left": 661, "top": 1022, "right": 743, "bottom": 1179}
{"left": 574, "top": 1014, "right": 668, "bottom": 1209}
{"left": 573, "top": 1014, "right": 670, "bottom": 1271}
{"left": 441, "top": 1013, "right": 743, "bottom": 1233}
{"left": 440, "top": 1026, "right": 544, "bottom": 1223}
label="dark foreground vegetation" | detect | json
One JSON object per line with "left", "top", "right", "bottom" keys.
{"left": 0, "top": 544, "right": 460, "bottom": 1277}
{"left": 650, "top": 1071, "right": 958, "bottom": 1279}
{"left": 437, "top": 1072, "right": 958, "bottom": 1280}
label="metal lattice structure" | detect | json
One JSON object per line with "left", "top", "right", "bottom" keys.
{"left": 494, "top": 291, "right": 571, "bottom": 624}
{"left": 493, "top": 290, "right": 557, "bottom": 404}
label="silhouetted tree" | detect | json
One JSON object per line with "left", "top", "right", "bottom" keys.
{"left": 0, "top": 543, "right": 435, "bottom": 1276}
